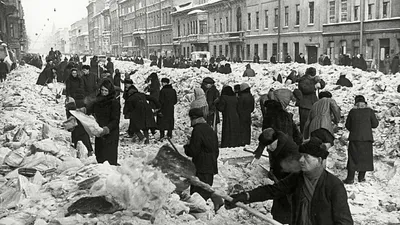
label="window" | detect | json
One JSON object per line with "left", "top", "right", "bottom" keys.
{"left": 283, "top": 43, "right": 288, "bottom": 59}
{"left": 354, "top": 6, "right": 359, "bottom": 21}
{"left": 248, "top": 13, "right": 251, "bottom": 30}
{"left": 219, "top": 45, "right": 223, "bottom": 57}
{"left": 254, "top": 44, "right": 259, "bottom": 56}
{"left": 263, "top": 44, "right": 268, "bottom": 60}
{"left": 199, "top": 20, "right": 207, "bottom": 34}
{"left": 10, "top": 24, "right": 14, "bottom": 38}
{"left": 225, "top": 45, "right": 229, "bottom": 57}
{"left": 340, "top": 40, "right": 347, "bottom": 55}
{"left": 353, "top": 40, "right": 360, "bottom": 56}
{"left": 329, "top": 1, "right": 335, "bottom": 23}
{"left": 214, "top": 19, "right": 217, "bottom": 32}
{"left": 226, "top": 17, "right": 229, "bottom": 32}
{"left": 256, "top": 12, "right": 259, "bottom": 29}
{"left": 366, "top": 39, "right": 374, "bottom": 59}
{"left": 246, "top": 44, "right": 250, "bottom": 59}
{"left": 272, "top": 43, "right": 278, "bottom": 57}
{"left": 295, "top": 4, "right": 300, "bottom": 25}
{"left": 237, "top": 7, "right": 242, "bottom": 31}
{"left": 183, "top": 47, "right": 186, "bottom": 57}
{"left": 213, "top": 45, "right": 217, "bottom": 57}
{"left": 341, "top": 0, "right": 348, "bottom": 22}
{"left": 183, "top": 24, "right": 185, "bottom": 36}
{"left": 309, "top": 2, "right": 314, "bottom": 24}
{"left": 284, "top": 6, "right": 289, "bottom": 27}
{"left": 264, "top": 10, "right": 269, "bottom": 28}
{"left": 177, "top": 20, "right": 180, "bottom": 36}
{"left": 368, "top": 4, "right": 374, "bottom": 20}
{"left": 274, "top": 8, "right": 278, "bottom": 27}
{"left": 383, "top": 2, "right": 389, "bottom": 18}
{"left": 220, "top": 18, "right": 223, "bottom": 32}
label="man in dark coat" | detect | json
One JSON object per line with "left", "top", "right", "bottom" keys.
{"left": 106, "top": 57, "right": 114, "bottom": 75}
{"left": 36, "top": 61, "right": 54, "bottom": 85}
{"left": 294, "top": 67, "right": 326, "bottom": 133}
{"left": 242, "top": 64, "right": 256, "bottom": 77}
{"left": 253, "top": 128, "right": 300, "bottom": 224}
{"left": 344, "top": 95, "right": 379, "bottom": 184}
{"left": 336, "top": 73, "right": 353, "bottom": 87}
{"left": 253, "top": 53, "right": 260, "bottom": 63}
{"left": 0, "top": 58, "right": 9, "bottom": 82}
{"left": 90, "top": 56, "right": 99, "bottom": 78}
{"left": 65, "top": 68, "right": 85, "bottom": 110}
{"left": 81, "top": 65, "right": 99, "bottom": 98}
{"left": 124, "top": 84, "right": 160, "bottom": 144}
{"left": 296, "top": 53, "right": 306, "bottom": 64}
{"left": 215, "top": 86, "right": 241, "bottom": 148}
{"left": 184, "top": 108, "right": 223, "bottom": 211}
{"left": 390, "top": 55, "right": 400, "bottom": 74}
{"left": 270, "top": 55, "right": 277, "bottom": 64}
{"left": 284, "top": 55, "right": 292, "bottom": 63}
{"left": 226, "top": 137, "right": 354, "bottom": 225}
{"left": 201, "top": 77, "right": 220, "bottom": 131}
{"left": 238, "top": 83, "right": 255, "bottom": 146}
{"left": 57, "top": 57, "right": 68, "bottom": 82}
{"left": 157, "top": 78, "right": 177, "bottom": 139}
{"left": 113, "top": 69, "right": 122, "bottom": 98}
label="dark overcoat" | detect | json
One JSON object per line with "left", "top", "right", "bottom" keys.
{"left": 157, "top": 84, "right": 177, "bottom": 130}
{"left": 237, "top": 89, "right": 255, "bottom": 145}
{"left": 216, "top": 95, "right": 241, "bottom": 147}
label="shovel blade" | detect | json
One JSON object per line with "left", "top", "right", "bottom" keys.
{"left": 151, "top": 145, "right": 196, "bottom": 193}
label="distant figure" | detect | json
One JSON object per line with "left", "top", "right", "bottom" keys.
{"left": 284, "top": 55, "right": 292, "bottom": 63}
{"left": 242, "top": 64, "right": 255, "bottom": 77}
{"left": 106, "top": 57, "right": 114, "bottom": 75}
{"left": 0, "top": 58, "right": 9, "bottom": 82}
{"left": 253, "top": 53, "right": 260, "bottom": 64}
{"left": 336, "top": 73, "right": 353, "bottom": 87}
{"left": 296, "top": 53, "right": 306, "bottom": 64}
{"left": 270, "top": 55, "right": 277, "bottom": 64}
{"left": 390, "top": 55, "right": 399, "bottom": 74}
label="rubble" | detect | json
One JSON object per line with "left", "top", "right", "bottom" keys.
{"left": 0, "top": 62, "right": 399, "bottom": 224}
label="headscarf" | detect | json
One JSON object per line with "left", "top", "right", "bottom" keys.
{"left": 190, "top": 88, "right": 208, "bottom": 109}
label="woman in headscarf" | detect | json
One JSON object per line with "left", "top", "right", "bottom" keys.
{"left": 215, "top": 86, "right": 241, "bottom": 147}
{"left": 190, "top": 88, "right": 209, "bottom": 121}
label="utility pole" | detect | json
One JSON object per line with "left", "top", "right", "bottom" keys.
{"left": 359, "top": 0, "right": 365, "bottom": 55}
{"left": 277, "top": 0, "right": 281, "bottom": 62}
{"left": 145, "top": 0, "right": 149, "bottom": 58}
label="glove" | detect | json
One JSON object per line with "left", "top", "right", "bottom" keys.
{"left": 99, "top": 126, "right": 110, "bottom": 137}
{"left": 224, "top": 192, "right": 249, "bottom": 210}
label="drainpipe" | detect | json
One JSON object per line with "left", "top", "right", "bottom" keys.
{"left": 277, "top": 0, "right": 281, "bottom": 62}
{"left": 145, "top": 0, "right": 149, "bottom": 58}
{"left": 359, "top": 0, "right": 364, "bottom": 55}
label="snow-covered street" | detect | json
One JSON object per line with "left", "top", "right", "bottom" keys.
{"left": 1, "top": 61, "right": 400, "bottom": 224}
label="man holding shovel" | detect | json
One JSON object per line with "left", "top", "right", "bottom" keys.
{"left": 226, "top": 137, "right": 353, "bottom": 225}
{"left": 184, "top": 108, "right": 224, "bottom": 212}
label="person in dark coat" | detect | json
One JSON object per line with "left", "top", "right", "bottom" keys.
{"left": 215, "top": 86, "right": 241, "bottom": 148}
{"left": 294, "top": 67, "right": 326, "bottom": 133}
{"left": 81, "top": 65, "right": 99, "bottom": 99}
{"left": 124, "top": 84, "right": 160, "bottom": 144}
{"left": 63, "top": 62, "right": 75, "bottom": 83}
{"left": 157, "top": 78, "right": 177, "bottom": 139}
{"left": 390, "top": 55, "right": 400, "bottom": 74}
{"left": 323, "top": 56, "right": 332, "bottom": 66}
{"left": 190, "top": 88, "right": 209, "bottom": 121}
{"left": 65, "top": 68, "right": 85, "bottom": 110}
{"left": 284, "top": 55, "right": 292, "bottom": 63}
{"left": 57, "top": 57, "right": 68, "bottom": 82}
{"left": 263, "top": 100, "right": 302, "bottom": 145}
{"left": 113, "top": 69, "right": 122, "bottom": 99}
{"left": 253, "top": 53, "right": 260, "bottom": 63}
{"left": 145, "top": 72, "right": 161, "bottom": 109}
{"left": 223, "top": 63, "right": 232, "bottom": 74}
{"left": 90, "top": 56, "right": 99, "bottom": 78}
{"left": 184, "top": 108, "right": 223, "bottom": 211}
{"left": 343, "top": 95, "right": 379, "bottom": 184}
{"left": 285, "top": 70, "right": 300, "bottom": 85}
{"left": 253, "top": 128, "right": 300, "bottom": 224}
{"left": 226, "top": 137, "right": 354, "bottom": 225}
{"left": 295, "top": 53, "right": 306, "bottom": 64}
{"left": 106, "top": 57, "right": 114, "bottom": 75}
{"left": 84, "top": 79, "right": 120, "bottom": 165}
{"left": 353, "top": 54, "right": 367, "bottom": 71}
{"left": 36, "top": 62, "right": 53, "bottom": 85}
{"left": 336, "top": 73, "right": 353, "bottom": 87}
{"left": 270, "top": 55, "right": 277, "bottom": 64}
{"left": 242, "top": 64, "right": 256, "bottom": 77}
{"left": 201, "top": 77, "right": 220, "bottom": 131}
{"left": 0, "top": 58, "right": 8, "bottom": 82}
{"left": 238, "top": 83, "right": 255, "bottom": 146}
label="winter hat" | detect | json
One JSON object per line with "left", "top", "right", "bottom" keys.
{"left": 82, "top": 65, "right": 90, "bottom": 70}
{"left": 305, "top": 67, "right": 317, "bottom": 77}
{"left": 318, "top": 91, "right": 332, "bottom": 99}
{"left": 355, "top": 95, "right": 366, "bottom": 104}
{"left": 65, "top": 97, "right": 76, "bottom": 110}
{"left": 299, "top": 137, "right": 329, "bottom": 159}
{"left": 161, "top": 78, "right": 170, "bottom": 83}
{"left": 203, "top": 77, "right": 215, "bottom": 84}
{"left": 189, "top": 108, "right": 204, "bottom": 119}
{"left": 240, "top": 83, "right": 250, "bottom": 91}
{"left": 258, "top": 128, "right": 278, "bottom": 146}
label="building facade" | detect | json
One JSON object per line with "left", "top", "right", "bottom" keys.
{"left": 322, "top": 0, "right": 400, "bottom": 71}
{"left": 110, "top": 0, "right": 121, "bottom": 56}
{"left": 87, "top": 0, "right": 108, "bottom": 55}
{"left": 0, "top": 0, "right": 28, "bottom": 60}
{"left": 69, "top": 17, "right": 89, "bottom": 55}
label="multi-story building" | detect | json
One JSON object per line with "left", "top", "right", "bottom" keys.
{"left": 53, "top": 28, "right": 70, "bottom": 54}
{"left": 87, "top": 0, "right": 107, "bottom": 55}
{"left": 69, "top": 17, "right": 89, "bottom": 55}
{"left": 322, "top": 0, "right": 400, "bottom": 71}
{"left": 0, "top": 0, "right": 28, "bottom": 59}
{"left": 110, "top": 0, "right": 121, "bottom": 56}
{"left": 120, "top": 0, "right": 135, "bottom": 56}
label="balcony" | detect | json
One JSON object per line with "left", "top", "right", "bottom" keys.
{"left": 226, "top": 31, "right": 245, "bottom": 42}
{"left": 180, "top": 34, "right": 209, "bottom": 44}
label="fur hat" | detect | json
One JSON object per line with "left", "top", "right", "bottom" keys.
{"left": 203, "top": 77, "right": 215, "bottom": 84}
{"left": 161, "top": 78, "right": 170, "bottom": 83}
{"left": 189, "top": 108, "right": 204, "bottom": 119}
{"left": 355, "top": 95, "right": 366, "bottom": 104}
{"left": 240, "top": 83, "right": 250, "bottom": 91}
{"left": 299, "top": 137, "right": 329, "bottom": 159}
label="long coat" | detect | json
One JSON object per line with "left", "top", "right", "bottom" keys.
{"left": 248, "top": 170, "right": 354, "bottom": 225}
{"left": 391, "top": 56, "right": 400, "bottom": 74}
{"left": 157, "top": 84, "right": 177, "bottom": 130}
{"left": 82, "top": 72, "right": 99, "bottom": 97}
{"left": 184, "top": 121, "right": 219, "bottom": 175}
{"left": 215, "top": 95, "right": 241, "bottom": 148}
{"left": 345, "top": 106, "right": 379, "bottom": 171}
{"left": 65, "top": 75, "right": 85, "bottom": 107}
{"left": 124, "top": 89, "right": 160, "bottom": 131}
{"left": 202, "top": 84, "right": 220, "bottom": 126}
{"left": 303, "top": 98, "right": 341, "bottom": 140}
{"left": 87, "top": 95, "right": 121, "bottom": 165}
{"left": 238, "top": 90, "right": 255, "bottom": 145}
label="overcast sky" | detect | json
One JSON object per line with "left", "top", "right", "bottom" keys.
{"left": 21, "top": 0, "right": 88, "bottom": 50}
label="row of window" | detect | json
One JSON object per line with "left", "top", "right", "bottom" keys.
{"left": 329, "top": 0, "right": 390, "bottom": 23}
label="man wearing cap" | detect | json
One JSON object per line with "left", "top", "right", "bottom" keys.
{"left": 238, "top": 83, "right": 255, "bottom": 145}
{"left": 226, "top": 137, "right": 354, "bottom": 225}
{"left": 344, "top": 95, "right": 378, "bottom": 184}
{"left": 253, "top": 128, "right": 300, "bottom": 224}
{"left": 81, "top": 65, "right": 99, "bottom": 98}
{"left": 201, "top": 77, "right": 220, "bottom": 130}
{"left": 184, "top": 108, "right": 223, "bottom": 211}
{"left": 157, "top": 78, "right": 177, "bottom": 139}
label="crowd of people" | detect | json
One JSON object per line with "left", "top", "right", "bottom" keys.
{"left": 28, "top": 47, "right": 392, "bottom": 224}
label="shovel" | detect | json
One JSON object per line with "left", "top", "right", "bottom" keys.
{"left": 151, "top": 145, "right": 282, "bottom": 225}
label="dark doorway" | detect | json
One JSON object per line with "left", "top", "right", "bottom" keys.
{"left": 307, "top": 46, "right": 318, "bottom": 64}
{"left": 294, "top": 42, "right": 299, "bottom": 58}
{"left": 236, "top": 45, "right": 240, "bottom": 60}
{"left": 379, "top": 38, "right": 390, "bottom": 72}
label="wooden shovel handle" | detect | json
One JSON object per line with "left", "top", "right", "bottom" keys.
{"left": 188, "top": 176, "right": 282, "bottom": 225}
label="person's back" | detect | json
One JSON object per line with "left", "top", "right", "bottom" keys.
{"left": 336, "top": 75, "right": 353, "bottom": 87}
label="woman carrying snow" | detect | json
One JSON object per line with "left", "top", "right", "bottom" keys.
{"left": 343, "top": 95, "right": 379, "bottom": 184}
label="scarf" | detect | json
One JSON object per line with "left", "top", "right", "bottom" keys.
{"left": 299, "top": 166, "right": 324, "bottom": 225}
{"left": 190, "top": 88, "right": 208, "bottom": 109}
